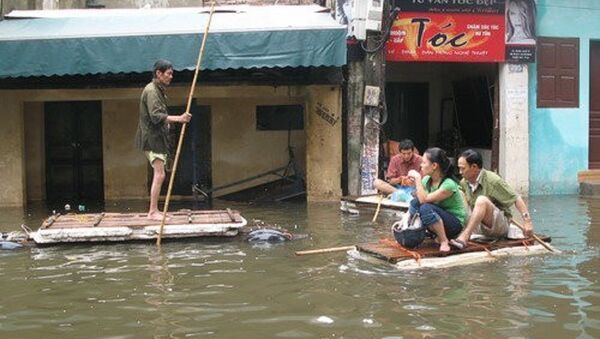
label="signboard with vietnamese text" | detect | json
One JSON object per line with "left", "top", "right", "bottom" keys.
{"left": 386, "top": 0, "right": 508, "bottom": 63}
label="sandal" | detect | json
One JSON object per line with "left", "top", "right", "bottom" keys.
{"left": 450, "top": 239, "right": 467, "bottom": 250}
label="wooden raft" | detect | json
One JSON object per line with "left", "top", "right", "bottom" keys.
{"left": 340, "top": 195, "right": 408, "bottom": 216}
{"left": 32, "top": 209, "right": 247, "bottom": 244}
{"left": 356, "top": 236, "right": 552, "bottom": 265}
{"left": 41, "top": 210, "right": 243, "bottom": 229}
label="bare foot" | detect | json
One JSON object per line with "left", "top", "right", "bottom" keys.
{"left": 439, "top": 242, "right": 450, "bottom": 253}
{"left": 147, "top": 212, "right": 167, "bottom": 221}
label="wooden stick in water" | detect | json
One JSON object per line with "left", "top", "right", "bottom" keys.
{"left": 295, "top": 246, "right": 355, "bottom": 256}
{"left": 511, "top": 220, "right": 555, "bottom": 252}
{"left": 372, "top": 194, "right": 385, "bottom": 223}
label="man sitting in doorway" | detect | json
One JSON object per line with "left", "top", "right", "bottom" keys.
{"left": 450, "top": 149, "right": 534, "bottom": 249}
{"left": 373, "top": 139, "right": 422, "bottom": 202}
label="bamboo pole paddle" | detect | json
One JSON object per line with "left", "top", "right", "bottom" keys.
{"left": 511, "top": 219, "right": 555, "bottom": 252}
{"left": 295, "top": 246, "right": 356, "bottom": 256}
{"left": 371, "top": 194, "right": 384, "bottom": 223}
{"left": 157, "top": 3, "right": 216, "bottom": 246}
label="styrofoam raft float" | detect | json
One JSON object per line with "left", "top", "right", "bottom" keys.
{"left": 349, "top": 235, "right": 558, "bottom": 270}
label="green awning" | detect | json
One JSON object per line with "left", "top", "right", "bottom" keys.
{"left": 0, "top": 5, "right": 347, "bottom": 79}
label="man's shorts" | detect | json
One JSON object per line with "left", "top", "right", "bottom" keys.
{"left": 144, "top": 151, "right": 167, "bottom": 165}
{"left": 475, "top": 205, "right": 510, "bottom": 238}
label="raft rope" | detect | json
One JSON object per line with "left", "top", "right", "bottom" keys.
{"left": 379, "top": 238, "right": 422, "bottom": 265}
{"left": 463, "top": 240, "right": 496, "bottom": 258}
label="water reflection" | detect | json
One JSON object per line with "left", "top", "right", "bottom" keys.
{"left": 0, "top": 197, "right": 599, "bottom": 337}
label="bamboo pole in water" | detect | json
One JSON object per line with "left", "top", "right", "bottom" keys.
{"left": 371, "top": 194, "right": 384, "bottom": 223}
{"left": 157, "top": 3, "right": 216, "bottom": 246}
{"left": 511, "top": 219, "right": 555, "bottom": 252}
{"left": 295, "top": 246, "right": 355, "bottom": 256}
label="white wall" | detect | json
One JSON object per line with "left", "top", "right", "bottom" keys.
{"left": 499, "top": 63, "right": 529, "bottom": 195}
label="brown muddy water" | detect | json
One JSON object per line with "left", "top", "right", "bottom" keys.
{"left": 0, "top": 196, "right": 599, "bottom": 338}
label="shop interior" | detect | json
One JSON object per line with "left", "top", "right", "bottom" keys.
{"left": 384, "top": 61, "right": 498, "bottom": 169}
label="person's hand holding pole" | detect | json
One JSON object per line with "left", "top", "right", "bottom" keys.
{"left": 179, "top": 112, "right": 192, "bottom": 123}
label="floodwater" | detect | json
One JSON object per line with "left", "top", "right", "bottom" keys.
{"left": 0, "top": 196, "right": 599, "bottom": 338}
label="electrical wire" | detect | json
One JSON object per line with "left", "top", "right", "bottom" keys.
{"left": 360, "top": 7, "right": 401, "bottom": 53}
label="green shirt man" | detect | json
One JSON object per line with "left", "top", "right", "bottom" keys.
{"left": 451, "top": 149, "right": 534, "bottom": 249}
{"left": 135, "top": 59, "right": 191, "bottom": 221}
{"left": 459, "top": 169, "right": 517, "bottom": 220}
{"left": 135, "top": 79, "right": 170, "bottom": 155}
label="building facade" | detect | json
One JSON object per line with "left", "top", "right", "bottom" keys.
{"left": 0, "top": 6, "right": 345, "bottom": 207}
{"left": 348, "top": 0, "right": 532, "bottom": 197}
{"left": 529, "top": 0, "right": 600, "bottom": 194}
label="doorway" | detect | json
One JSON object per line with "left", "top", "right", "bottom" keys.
{"left": 590, "top": 41, "right": 600, "bottom": 169}
{"left": 385, "top": 82, "right": 429, "bottom": 153}
{"left": 149, "top": 104, "right": 212, "bottom": 196}
{"left": 45, "top": 101, "right": 104, "bottom": 203}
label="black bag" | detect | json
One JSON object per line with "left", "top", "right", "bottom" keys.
{"left": 392, "top": 213, "right": 426, "bottom": 249}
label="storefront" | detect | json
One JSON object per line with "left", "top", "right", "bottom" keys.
{"left": 529, "top": 0, "right": 600, "bottom": 194}
{"left": 380, "top": 0, "right": 536, "bottom": 195}
{"left": 0, "top": 5, "right": 346, "bottom": 207}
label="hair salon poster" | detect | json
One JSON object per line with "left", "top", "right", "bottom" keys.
{"left": 505, "top": 0, "right": 536, "bottom": 63}
{"left": 386, "top": 0, "right": 537, "bottom": 63}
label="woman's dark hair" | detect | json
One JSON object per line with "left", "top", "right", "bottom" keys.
{"left": 153, "top": 59, "right": 173, "bottom": 78}
{"left": 424, "top": 147, "right": 457, "bottom": 182}
{"left": 460, "top": 149, "right": 483, "bottom": 169}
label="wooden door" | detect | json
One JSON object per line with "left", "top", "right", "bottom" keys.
{"left": 149, "top": 105, "right": 211, "bottom": 196}
{"left": 45, "top": 101, "right": 104, "bottom": 203}
{"left": 590, "top": 42, "right": 600, "bottom": 169}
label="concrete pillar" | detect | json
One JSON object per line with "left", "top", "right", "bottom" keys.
{"left": 498, "top": 63, "right": 529, "bottom": 195}
{"left": 0, "top": 97, "right": 26, "bottom": 206}
{"left": 359, "top": 30, "right": 386, "bottom": 196}
{"left": 346, "top": 61, "right": 364, "bottom": 196}
{"left": 305, "top": 86, "right": 342, "bottom": 201}
{"left": 360, "top": 107, "right": 379, "bottom": 195}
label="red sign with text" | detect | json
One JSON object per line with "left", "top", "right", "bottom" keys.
{"left": 386, "top": 12, "right": 506, "bottom": 63}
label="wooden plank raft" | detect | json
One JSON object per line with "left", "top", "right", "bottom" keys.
{"left": 354, "top": 236, "right": 555, "bottom": 269}
{"left": 32, "top": 209, "right": 247, "bottom": 244}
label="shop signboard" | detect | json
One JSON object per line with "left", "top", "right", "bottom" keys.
{"left": 386, "top": 0, "right": 536, "bottom": 63}
{"left": 386, "top": 1, "right": 506, "bottom": 63}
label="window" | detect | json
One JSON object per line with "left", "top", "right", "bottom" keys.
{"left": 256, "top": 105, "right": 304, "bottom": 130}
{"left": 537, "top": 37, "right": 579, "bottom": 108}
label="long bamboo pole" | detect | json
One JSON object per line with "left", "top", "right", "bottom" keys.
{"left": 157, "top": 3, "right": 216, "bottom": 246}
{"left": 295, "top": 246, "right": 356, "bottom": 256}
